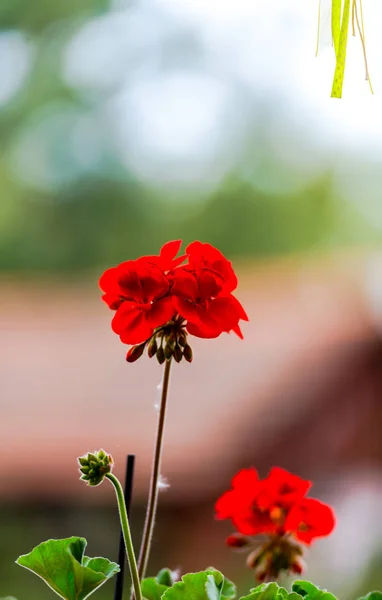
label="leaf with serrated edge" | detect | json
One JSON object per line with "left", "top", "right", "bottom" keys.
{"left": 142, "top": 578, "right": 170, "bottom": 600}
{"left": 16, "top": 537, "right": 119, "bottom": 600}
{"left": 292, "top": 581, "right": 337, "bottom": 600}
{"left": 240, "top": 582, "right": 303, "bottom": 600}
{"left": 205, "top": 568, "right": 236, "bottom": 600}
{"left": 162, "top": 571, "right": 222, "bottom": 600}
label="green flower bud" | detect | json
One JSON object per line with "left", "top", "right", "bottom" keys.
{"left": 126, "top": 343, "right": 146, "bottom": 363}
{"left": 147, "top": 338, "right": 158, "bottom": 358}
{"left": 164, "top": 344, "right": 173, "bottom": 360}
{"left": 183, "top": 344, "right": 193, "bottom": 362}
{"left": 156, "top": 347, "right": 165, "bottom": 364}
{"left": 77, "top": 450, "right": 113, "bottom": 486}
{"left": 173, "top": 345, "right": 183, "bottom": 363}
{"left": 177, "top": 332, "right": 187, "bottom": 348}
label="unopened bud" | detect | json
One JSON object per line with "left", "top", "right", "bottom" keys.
{"left": 226, "top": 533, "right": 251, "bottom": 549}
{"left": 156, "top": 347, "right": 165, "bottom": 364}
{"left": 183, "top": 344, "right": 193, "bottom": 362}
{"left": 291, "top": 561, "right": 303, "bottom": 575}
{"left": 166, "top": 335, "right": 176, "bottom": 350}
{"left": 78, "top": 449, "right": 113, "bottom": 486}
{"left": 173, "top": 345, "right": 183, "bottom": 363}
{"left": 164, "top": 344, "right": 173, "bottom": 360}
{"left": 246, "top": 547, "right": 264, "bottom": 569}
{"left": 126, "top": 343, "right": 146, "bottom": 363}
{"left": 177, "top": 331, "right": 187, "bottom": 347}
{"left": 147, "top": 338, "right": 158, "bottom": 358}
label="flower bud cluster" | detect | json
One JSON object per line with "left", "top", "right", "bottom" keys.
{"left": 246, "top": 538, "right": 304, "bottom": 582}
{"left": 78, "top": 450, "right": 113, "bottom": 486}
{"left": 126, "top": 320, "right": 193, "bottom": 365}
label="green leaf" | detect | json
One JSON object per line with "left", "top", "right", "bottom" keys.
{"left": 0, "top": 597, "right": 18, "bottom": 600}
{"left": 357, "top": 594, "right": 382, "bottom": 600}
{"left": 16, "top": 537, "right": 120, "bottom": 600}
{"left": 240, "top": 582, "right": 302, "bottom": 600}
{"left": 292, "top": 581, "right": 337, "bottom": 600}
{"left": 157, "top": 569, "right": 176, "bottom": 587}
{"left": 161, "top": 571, "right": 226, "bottom": 600}
{"left": 141, "top": 567, "right": 177, "bottom": 600}
{"left": 205, "top": 568, "right": 236, "bottom": 600}
{"left": 142, "top": 578, "right": 171, "bottom": 600}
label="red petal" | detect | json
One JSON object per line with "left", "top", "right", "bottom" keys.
{"left": 232, "top": 468, "right": 259, "bottom": 489}
{"left": 285, "top": 498, "right": 336, "bottom": 544}
{"left": 101, "top": 293, "right": 123, "bottom": 310}
{"left": 232, "top": 324, "right": 243, "bottom": 339}
{"left": 160, "top": 239, "right": 182, "bottom": 260}
{"left": 111, "top": 301, "right": 139, "bottom": 335}
{"left": 99, "top": 266, "right": 120, "bottom": 294}
{"left": 186, "top": 241, "right": 238, "bottom": 292}
{"left": 120, "top": 315, "right": 153, "bottom": 345}
{"left": 145, "top": 297, "right": 175, "bottom": 327}
{"left": 215, "top": 491, "right": 236, "bottom": 519}
{"left": 138, "top": 263, "right": 170, "bottom": 300}
{"left": 171, "top": 270, "right": 199, "bottom": 300}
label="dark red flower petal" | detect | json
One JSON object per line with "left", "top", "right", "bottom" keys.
{"left": 215, "top": 468, "right": 276, "bottom": 536}
{"left": 171, "top": 270, "right": 199, "bottom": 300}
{"left": 285, "top": 497, "right": 336, "bottom": 544}
{"left": 256, "top": 467, "right": 312, "bottom": 511}
{"left": 185, "top": 295, "right": 246, "bottom": 339}
{"left": 145, "top": 297, "right": 175, "bottom": 327}
{"left": 111, "top": 303, "right": 152, "bottom": 344}
{"left": 139, "top": 240, "right": 186, "bottom": 272}
{"left": 186, "top": 241, "right": 238, "bottom": 293}
{"left": 231, "top": 468, "right": 259, "bottom": 489}
{"left": 101, "top": 293, "right": 123, "bottom": 310}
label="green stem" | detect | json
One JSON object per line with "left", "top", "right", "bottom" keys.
{"left": 137, "top": 358, "right": 172, "bottom": 580}
{"left": 106, "top": 473, "right": 143, "bottom": 600}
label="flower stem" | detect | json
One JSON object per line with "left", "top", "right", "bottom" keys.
{"left": 106, "top": 473, "right": 143, "bottom": 600}
{"left": 137, "top": 358, "right": 172, "bottom": 580}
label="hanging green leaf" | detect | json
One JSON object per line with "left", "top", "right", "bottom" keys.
{"left": 16, "top": 537, "right": 120, "bottom": 600}
{"left": 292, "top": 581, "right": 337, "bottom": 600}
{"left": 331, "top": 0, "right": 351, "bottom": 98}
{"left": 331, "top": 0, "right": 342, "bottom": 56}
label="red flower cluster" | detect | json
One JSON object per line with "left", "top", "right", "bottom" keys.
{"left": 215, "top": 467, "right": 335, "bottom": 545}
{"left": 100, "top": 240, "right": 248, "bottom": 347}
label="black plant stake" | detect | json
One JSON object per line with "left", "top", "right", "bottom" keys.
{"left": 114, "top": 454, "right": 136, "bottom": 600}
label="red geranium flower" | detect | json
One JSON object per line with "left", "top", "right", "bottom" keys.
{"left": 100, "top": 240, "right": 248, "bottom": 356}
{"left": 215, "top": 466, "right": 336, "bottom": 580}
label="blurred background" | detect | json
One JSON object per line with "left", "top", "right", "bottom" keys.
{"left": 1, "top": 0, "right": 382, "bottom": 598}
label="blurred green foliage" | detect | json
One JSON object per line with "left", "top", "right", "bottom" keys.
{"left": 1, "top": 0, "right": 382, "bottom": 274}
